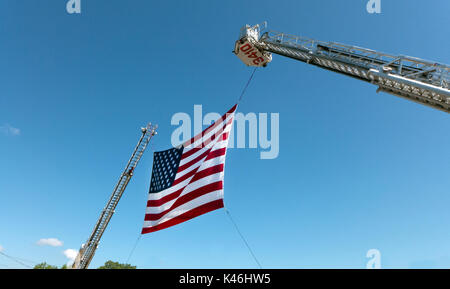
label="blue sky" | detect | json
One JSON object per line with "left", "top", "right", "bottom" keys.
{"left": 0, "top": 0, "right": 449, "bottom": 269}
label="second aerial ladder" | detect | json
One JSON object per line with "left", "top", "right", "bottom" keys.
{"left": 71, "top": 123, "right": 157, "bottom": 269}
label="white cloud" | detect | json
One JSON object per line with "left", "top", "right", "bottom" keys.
{"left": 63, "top": 249, "right": 78, "bottom": 266}
{"left": 0, "top": 245, "right": 3, "bottom": 252}
{"left": 0, "top": 124, "right": 20, "bottom": 136}
{"left": 37, "top": 238, "right": 64, "bottom": 247}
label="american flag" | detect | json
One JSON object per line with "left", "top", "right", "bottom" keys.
{"left": 141, "top": 104, "right": 236, "bottom": 234}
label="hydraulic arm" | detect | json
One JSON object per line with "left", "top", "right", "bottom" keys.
{"left": 234, "top": 23, "right": 450, "bottom": 113}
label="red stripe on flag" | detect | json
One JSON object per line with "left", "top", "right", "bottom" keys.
{"left": 171, "top": 166, "right": 199, "bottom": 187}
{"left": 183, "top": 106, "right": 236, "bottom": 148}
{"left": 190, "top": 164, "right": 224, "bottom": 183}
{"left": 205, "top": 148, "right": 226, "bottom": 161}
{"left": 180, "top": 127, "right": 230, "bottom": 164}
{"left": 180, "top": 147, "right": 202, "bottom": 161}
{"left": 147, "top": 164, "right": 224, "bottom": 207}
{"left": 172, "top": 163, "right": 224, "bottom": 187}
{"left": 141, "top": 199, "right": 224, "bottom": 234}
{"left": 147, "top": 186, "right": 184, "bottom": 207}
{"left": 172, "top": 131, "right": 229, "bottom": 185}
{"left": 144, "top": 181, "right": 223, "bottom": 221}
{"left": 182, "top": 118, "right": 232, "bottom": 156}
{"left": 177, "top": 148, "right": 212, "bottom": 173}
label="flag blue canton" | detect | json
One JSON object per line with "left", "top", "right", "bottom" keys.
{"left": 149, "top": 147, "right": 184, "bottom": 193}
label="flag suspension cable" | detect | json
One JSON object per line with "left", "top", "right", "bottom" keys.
{"left": 126, "top": 235, "right": 142, "bottom": 264}
{"left": 238, "top": 68, "right": 258, "bottom": 104}
{"left": 0, "top": 251, "right": 35, "bottom": 269}
{"left": 225, "top": 208, "right": 262, "bottom": 269}
{"left": 233, "top": 68, "right": 262, "bottom": 268}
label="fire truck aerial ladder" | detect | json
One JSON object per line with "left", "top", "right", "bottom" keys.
{"left": 71, "top": 123, "right": 157, "bottom": 269}
{"left": 234, "top": 23, "right": 450, "bottom": 113}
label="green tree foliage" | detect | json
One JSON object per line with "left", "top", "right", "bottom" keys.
{"left": 97, "top": 260, "right": 136, "bottom": 269}
{"left": 33, "top": 260, "right": 136, "bottom": 269}
{"left": 33, "top": 262, "right": 68, "bottom": 269}
{"left": 33, "top": 262, "right": 59, "bottom": 269}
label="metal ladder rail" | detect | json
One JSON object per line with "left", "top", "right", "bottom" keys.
{"left": 260, "top": 30, "right": 449, "bottom": 87}
{"left": 257, "top": 30, "right": 450, "bottom": 112}
{"left": 74, "top": 123, "right": 157, "bottom": 269}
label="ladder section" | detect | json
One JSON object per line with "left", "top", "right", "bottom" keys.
{"left": 259, "top": 30, "right": 450, "bottom": 112}
{"left": 235, "top": 24, "right": 450, "bottom": 113}
{"left": 73, "top": 123, "right": 158, "bottom": 269}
